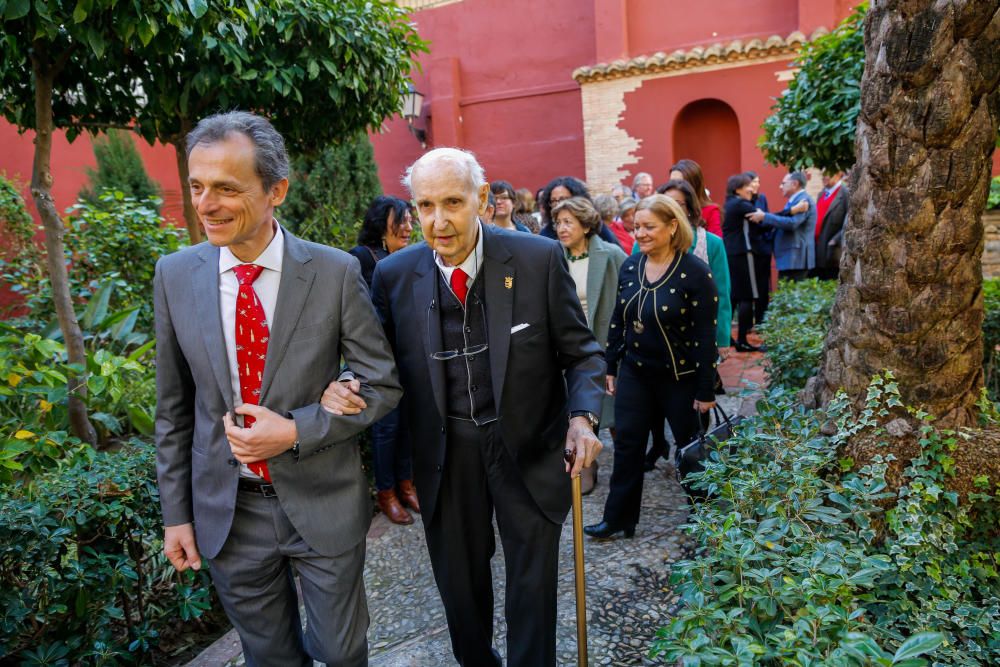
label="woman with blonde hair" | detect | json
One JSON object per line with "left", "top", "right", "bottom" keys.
{"left": 551, "top": 196, "right": 627, "bottom": 493}
{"left": 585, "top": 194, "right": 719, "bottom": 539}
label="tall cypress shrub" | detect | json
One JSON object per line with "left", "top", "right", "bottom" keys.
{"left": 281, "top": 132, "right": 384, "bottom": 250}
{"left": 79, "top": 131, "right": 161, "bottom": 211}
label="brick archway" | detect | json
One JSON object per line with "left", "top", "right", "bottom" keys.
{"left": 672, "top": 99, "right": 741, "bottom": 205}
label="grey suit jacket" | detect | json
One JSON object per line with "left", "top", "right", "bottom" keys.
{"left": 762, "top": 189, "right": 817, "bottom": 271}
{"left": 582, "top": 235, "right": 627, "bottom": 428}
{"left": 154, "top": 229, "right": 401, "bottom": 559}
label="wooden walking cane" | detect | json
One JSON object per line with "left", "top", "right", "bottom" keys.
{"left": 565, "top": 449, "right": 588, "bottom": 666}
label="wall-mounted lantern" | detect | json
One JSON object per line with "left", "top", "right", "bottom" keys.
{"left": 402, "top": 83, "right": 427, "bottom": 148}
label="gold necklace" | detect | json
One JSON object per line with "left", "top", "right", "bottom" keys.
{"left": 633, "top": 253, "right": 676, "bottom": 334}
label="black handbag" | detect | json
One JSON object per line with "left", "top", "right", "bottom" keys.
{"left": 675, "top": 404, "right": 741, "bottom": 498}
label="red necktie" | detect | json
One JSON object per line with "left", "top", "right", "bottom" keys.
{"left": 233, "top": 264, "right": 271, "bottom": 481}
{"left": 450, "top": 268, "right": 469, "bottom": 306}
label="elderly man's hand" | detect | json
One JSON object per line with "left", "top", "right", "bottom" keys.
{"left": 564, "top": 416, "right": 602, "bottom": 478}
{"left": 320, "top": 378, "right": 367, "bottom": 415}
{"left": 224, "top": 406, "right": 298, "bottom": 463}
{"left": 747, "top": 209, "right": 765, "bottom": 223}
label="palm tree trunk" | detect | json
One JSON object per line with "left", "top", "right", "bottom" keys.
{"left": 30, "top": 44, "right": 97, "bottom": 445}
{"left": 807, "top": 0, "right": 1000, "bottom": 429}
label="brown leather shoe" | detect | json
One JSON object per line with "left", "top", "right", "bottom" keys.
{"left": 377, "top": 489, "right": 413, "bottom": 525}
{"left": 397, "top": 479, "right": 421, "bottom": 514}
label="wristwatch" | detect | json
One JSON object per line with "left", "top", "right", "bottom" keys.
{"left": 570, "top": 410, "right": 599, "bottom": 431}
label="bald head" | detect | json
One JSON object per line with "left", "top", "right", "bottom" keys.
{"left": 402, "top": 147, "right": 486, "bottom": 196}
{"left": 404, "top": 147, "right": 490, "bottom": 267}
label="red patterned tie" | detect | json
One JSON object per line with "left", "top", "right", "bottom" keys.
{"left": 450, "top": 268, "right": 468, "bottom": 306}
{"left": 233, "top": 264, "right": 271, "bottom": 481}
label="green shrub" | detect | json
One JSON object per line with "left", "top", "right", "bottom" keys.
{"left": 0, "top": 442, "right": 218, "bottom": 664}
{"left": 988, "top": 175, "right": 1000, "bottom": 210}
{"left": 79, "top": 130, "right": 161, "bottom": 210}
{"left": 2, "top": 192, "right": 185, "bottom": 333}
{"left": 281, "top": 132, "right": 383, "bottom": 250}
{"left": 983, "top": 278, "right": 1000, "bottom": 401}
{"left": 0, "top": 321, "right": 155, "bottom": 478}
{"left": 652, "top": 376, "right": 1000, "bottom": 665}
{"left": 758, "top": 278, "right": 837, "bottom": 391}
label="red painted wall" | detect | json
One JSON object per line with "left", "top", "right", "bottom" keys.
{"left": 617, "top": 60, "right": 794, "bottom": 206}
{"left": 0, "top": 121, "right": 184, "bottom": 226}
{"left": 626, "top": 0, "right": 799, "bottom": 56}
{"left": 370, "top": 0, "right": 596, "bottom": 196}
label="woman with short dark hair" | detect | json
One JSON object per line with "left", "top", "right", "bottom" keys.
{"left": 350, "top": 195, "right": 412, "bottom": 288}
{"left": 538, "top": 176, "right": 620, "bottom": 246}
{"left": 348, "top": 196, "right": 419, "bottom": 525}
{"left": 722, "top": 173, "right": 770, "bottom": 353}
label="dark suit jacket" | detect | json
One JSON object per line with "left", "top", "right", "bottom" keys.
{"left": 154, "top": 229, "right": 401, "bottom": 559}
{"left": 370, "top": 225, "right": 605, "bottom": 524}
{"left": 815, "top": 184, "right": 849, "bottom": 270}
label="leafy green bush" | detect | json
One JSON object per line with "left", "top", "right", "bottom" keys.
{"left": 79, "top": 130, "right": 161, "bottom": 211}
{"left": 988, "top": 175, "right": 1000, "bottom": 210}
{"left": 281, "top": 132, "right": 383, "bottom": 250}
{"left": 0, "top": 442, "right": 218, "bottom": 664}
{"left": 2, "top": 192, "right": 185, "bottom": 333}
{"left": 758, "top": 278, "right": 837, "bottom": 391}
{"left": 0, "top": 321, "right": 155, "bottom": 478}
{"left": 983, "top": 278, "right": 1000, "bottom": 401}
{"left": 760, "top": 4, "right": 866, "bottom": 173}
{"left": 652, "top": 377, "right": 1000, "bottom": 665}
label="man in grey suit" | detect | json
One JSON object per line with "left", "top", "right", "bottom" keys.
{"left": 748, "top": 171, "right": 817, "bottom": 281}
{"left": 154, "top": 111, "right": 400, "bottom": 666}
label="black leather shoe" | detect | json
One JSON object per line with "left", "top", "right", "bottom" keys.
{"left": 584, "top": 521, "right": 636, "bottom": 539}
{"left": 733, "top": 340, "right": 761, "bottom": 353}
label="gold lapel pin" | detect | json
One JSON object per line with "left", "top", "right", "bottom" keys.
{"left": 504, "top": 276, "right": 513, "bottom": 289}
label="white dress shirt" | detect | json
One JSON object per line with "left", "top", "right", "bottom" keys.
{"left": 218, "top": 223, "right": 284, "bottom": 477}
{"left": 435, "top": 221, "right": 485, "bottom": 296}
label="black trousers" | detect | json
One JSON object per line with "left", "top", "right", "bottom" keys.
{"left": 605, "top": 361, "right": 700, "bottom": 528}
{"left": 423, "top": 418, "right": 562, "bottom": 667}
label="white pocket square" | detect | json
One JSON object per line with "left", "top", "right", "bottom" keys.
{"left": 511, "top": 323, "right": 530, "bottom": 334}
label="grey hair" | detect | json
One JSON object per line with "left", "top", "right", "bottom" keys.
{"left": 789, "top": 171, "right": 808, "bottom": 188}
{"left": 401, "top": 147, "right": 486, "bottom": 195}
{"left": 186, "top": 111, "right": 289, "bottom": 190}
{"left": 632, "top": 171, "right": 653, "bottom": 189}
{"left": 592, "top": 194, "right": 618, "bottom": 221}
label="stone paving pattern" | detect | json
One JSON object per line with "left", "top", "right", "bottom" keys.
{"left": 187, "top": 349, "right": 764, "bottom": 667}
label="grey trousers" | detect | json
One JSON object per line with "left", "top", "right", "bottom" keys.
{"left": 208, "top": 488, "right": 369, "bottom": 667}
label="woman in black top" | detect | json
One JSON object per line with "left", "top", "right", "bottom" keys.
{"left": 347, "top": 195, "right": 419, "bottom": 525}
{"left": 723, "top": 173, "right": 770, "bottom": 352}
{"left": 585, "top": 195, "right": 719, "bottom": 539}
{"left": 348, "top": 195, "right": 413, "bottom": 289}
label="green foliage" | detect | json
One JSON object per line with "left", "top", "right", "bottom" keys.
{"left": 0, "top": 321, "right": 156, "bottom": 478}
{"left": 983, "top": 278, "right": 1000, "bottom": 402}
{"left": 282, "top": 132, "right": 383, "bottom": 249}
{"left": 760, "top": 4, "right": 866, "bottom": 173}
{"left": 759, "top": 278, "right": 838, "bottom": 391}
{"left": 0, "top": 442, "right": 218, "bottom": 664}
{"left": 988, "top": 175, "right": 1000, "bottom": 210}
{"left": 653, "top": 376, "right": 1000, "bottom": 665}
{"left": 79, "top": 130, "right": 161, "bottom": 210}
{"left": 2, "top": 192, "right": 185, "bottom": 332}
{"left": 0, "top": 173, "right": 36, "bottom": 257}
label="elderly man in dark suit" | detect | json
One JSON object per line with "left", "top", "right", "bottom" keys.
{"left": 325, "top": 147, "right": 605, "bottom": 666}
{"left": 812, "top": 171, "right": 849, "bottom": 280}
{"left": 154, "top": 111, "right": 400, "bottom": 666}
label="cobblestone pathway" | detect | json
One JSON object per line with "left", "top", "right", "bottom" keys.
{"left": 188, "top": 351, "right": 764, "bottom": 667}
